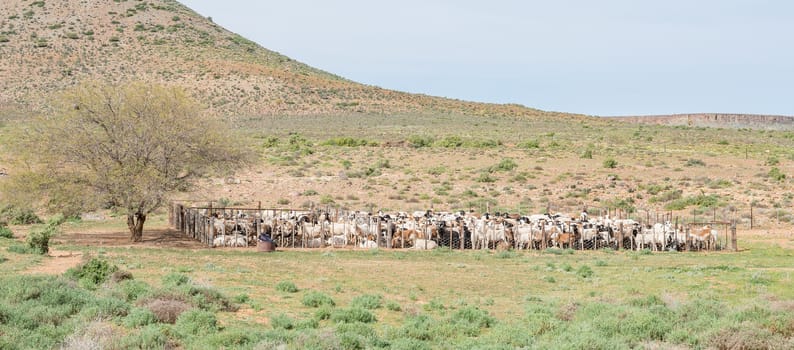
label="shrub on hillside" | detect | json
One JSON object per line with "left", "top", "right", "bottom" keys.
{"left": 302, "top": 291, "right": 335, "bottom": 308}
{"left": 174, "top": 309, "right": 218, "bottom": 337}
{"left": 275, "top": 280, "right": 298, "bottom": 293}
{"left": 0, "top": 205, "right": 42, "bottom": 225}
{"left": 350, "top": 294, "right": 383, "bottom": 310}
{"left": 0, "top": 225, "right": 13, "bottom": 239}
{"left": 143, "top": 298, "right": 192, "bottom": 324}
{"left": 603, "top": 158, "right": 618, "bottom": 169}
{"left": 65, "top": 258, "right": 119, "bottom": 289}
{"left": 26, "top": 224, "right": 57, "bottom": 255}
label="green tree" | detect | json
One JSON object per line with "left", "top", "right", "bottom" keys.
{"left": 8, "top": 82, "right": 247, "bottom": 241}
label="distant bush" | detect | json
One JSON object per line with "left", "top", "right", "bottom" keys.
{"left": 174, "top": 309, "right": 218, "bottom": 337}
{"left": 408, "top": 135, "right": 435, "bottom": 148}
{"left": 0, "top": 205, "right": 42, "bottom": 225}
{"left": 577, "top": 265, "right": 594, "bottom": 278}
{"left": 685, "top": 159, "right": 706, "bottom": 167}
{"left": 518, "top": 140, "right": 540, "bottom": 149}
{"left": 331, "top": 307, "right": 376, "bottom": 323}
{"left": 302, "top": 189, "right": 319, "bottom": 196}
{"left": 124, "top": 307, "right": 158, "bottom": 328}
{"left": 464, "top": 138, "right": 501, "bottom": 148}
{"left": 321, "top": 137, "right": 377, "bottom": 147}
{"left": 581, "top": 149, "right": 593, "bottom": 159}
{"left": 765, "top": 156, "right": 780, "bottom": 166}
{"left": 769, "top": 167, "right": 786, "bottom": 182}
{"left": 162, "top": 272, "right": 190, "bottom": 287}
{"left": 275, "top": 280, "right": 298, "bottom": 293}
{"left": 490, "top": 158, "right": 517, "bottom": 172}
{"left": 261, "top": 136, "right": 279, "bottom": 148}
{"left": 435, "top": 136, "right": 463, "bottom": 148}
{"left": 603, "top": 158, "right": 618, "bottom": 169}
{"left": 302, "top": 291, "right": 335, "bottom": 308}
{"left": 449, "top": 306, "right": 495, "bottom": 336}
{"left": 350, "top": 294, "right": 383, "bottom": 310}
{"left": 0, "top": 225, "right": 13, "bottom": 239}
{"left": 649, "top": 189, "right": 682, "bottom": 203}
{"left": 665, "top": 194, "right": 724, "bottom": 210}
{"left": 66, "top": 258, "right": 119, "bottom": 289}
{"left": 475, "top": 173, "right": 496, "bottom": 183}
{"left": 143, "top": 298, "right": 192, "bottom": 324}
{"left": 26, "top": 223, "right": 58, "bottom": 255}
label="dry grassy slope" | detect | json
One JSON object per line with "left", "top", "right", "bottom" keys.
{"left": 0, "top": 0, "right": 581, "bottom": 121}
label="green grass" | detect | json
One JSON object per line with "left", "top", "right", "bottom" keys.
{"left": 0, "top": 217, "right": 792, "bottom": 349}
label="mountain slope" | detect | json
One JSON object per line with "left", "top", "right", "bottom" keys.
{"left": 0, "top": 0, "right": 578, "bottom": 121}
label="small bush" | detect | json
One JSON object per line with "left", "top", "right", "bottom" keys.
{"left": 163, "top": 272, "right": 190, "bottom": 287}
{"left": 685, "top": 159, "right": 706, "bottom": 167}
{"left": 66, "top": 258, "right": 119, "bottom": 289}
{"left": 119, "top": 324, "right": 174, "bottom": 349}
{"left": 270, "top": 313, "right": 295, "bottom": 330}
{"left": 449, "top": 306, "right": 495, "bottom": 336}
{"left": 26, "top": 226, "right": 55, "bottom": 255}
{"left": 408, "top": 135, "right": 435, "bottom": 148}
{"left": 331, "top": 307, "right": 376, "bottom": 323}
{"left": 577, "top": 265, "right": 594, "bottom": 278}
{"left": 0, "top": 225, "right": 13, "bottom": 239}
{"left": 518, "top": 140, "right": 540, "bottom": 149}
{"left": 491, "top": 158, "right": 518, "bottom": 172}
{"left": 769, "top": 167, "right": 786, "bottom": 182}
{"left": 302, "top": 291, "right": 335, "bottom": 308}
{"left": 0, "top": 205, "right": 42, "bottom": 225}
{"left": 581, "top": 149, "right": 593, "bottom": 159}
{"left": 124, "top": 307, "right": 157, "bottom": 328}
{"left": 351, "top": 294, "right": 383, "bottom": 310}
{"left": 603, "top": 158, "right": 618, "bottom": 169}
{"left": 117, "top": 280, "right": 151, "bottom": 302}
{"left": 143, "top": 298, "right": 192, "bottom": 324}
{"left": 275, "top": 280, "right": 298, "bottom": 293}
{"left": 386, "top": 301, "right": 402, "bottom": 312}
{"left": 174, "top": 309, "right": 218, "bottom": 336}
{"left": 188, "top": 285, "right": 237, "bottom": 312}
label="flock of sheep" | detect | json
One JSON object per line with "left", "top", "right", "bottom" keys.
{"left": 206, "top": 209, "right": 721, "bottom": 251}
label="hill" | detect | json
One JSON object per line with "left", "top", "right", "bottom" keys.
{"left": 0, "top": 0, "right": 577, "bottom": 121}
{"left": 608, "top": 114, "right": 794, "bottom": 130}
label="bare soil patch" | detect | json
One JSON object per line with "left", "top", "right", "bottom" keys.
{"left": 55, "top": 228, "right": 207, "bottom": 249}
{"left": 24, "top": 248, "right": 83, "bottom": 275}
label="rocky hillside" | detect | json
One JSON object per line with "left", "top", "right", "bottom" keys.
{"left": 608, "top": 114, "right": 794, "bottom": 130}
{"left": 0, "top": 0, "right": 577, "bottom": 121}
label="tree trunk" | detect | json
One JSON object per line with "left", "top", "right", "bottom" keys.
{"left": 128, "top": 212, "right": 146, "bottom": 242}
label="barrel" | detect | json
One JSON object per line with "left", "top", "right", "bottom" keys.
{"left": 257, "top": 240, "right": 275, "bottom": 252}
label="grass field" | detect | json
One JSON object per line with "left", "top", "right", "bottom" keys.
{"left": 1, "top": 216, "right": 793, "bottom": 349}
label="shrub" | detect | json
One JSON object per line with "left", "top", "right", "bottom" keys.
{"left": 302, "top": 291, "right": 335, "bottom": 308}
{"left": 174, "top": 309, "right": 218, "bottom": 336}
{"left": 162, "top": 272, "right": 190, "bottom": 287}
{"left": 581, "top": 149, "right": 593, "bottom": 159}
{"left": 275, "top": 280, "right": 298, "bottom": 293}
{"left": 449, "top": 306, "right": 495, "bottom": 336}
{"left": 685, "top": 159, "right": 706, "bottom": 167}
{"left": 188, "top": 286, "right": 236, "bottom": 312}
{"left": 475, "top": 173, "right": 496, "bottom": 183}
{"left": 0, "top": 205, "right": 42, "bottom": 225}
{"left": 603, "top": 158, "right": 618, "bottom": 169}
{"left": 577, "top": 265, "right": 594, "bottom": 278}
{"left": 386, "top": 301, "right": 402, "bottom": 312}
{"left": 269, "top": 313, "right": 295, "bottom": 330}
{"left": 119, "top": 324, "right": 174, "bottom": 349}
{"left": 65, "top": 258, "right": 119, "bottom": 289}
{"left": 435, "top": 136, "right": 463, "bottom": 148}
{"left": 331, "top": 307, "right": 376, "bottom": 323}
{"left": 116, "top": 279, "right": 150, "bottom": 302}
{"left": 491, "top": 158, "right": 517, "bottom": 172}
{"left": 769, "top": 167, "right": 786, "bottom": 182}
{"left": 407, "top": 135, "right": 435, "bottom": 148}
{"left": 350, "top": 294, "right": 383, "bottom": 310}
{"left": 26, "top": 225, "right": 55, "bottom": 255}
{"left": 124, "top": 307, "right": 157, "bottom": 328}
{"left": 518, "top": 140, "right": 540, "bottom": 149}
{"left": 0, "top": 225, "right": 12, "bottom": 239}
{"left": 143, "top": 298, "right": 192, "bottom": 324}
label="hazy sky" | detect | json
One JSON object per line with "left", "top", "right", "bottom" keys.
{"left": 181, "top": 1, "right": 794, "bottom": 116}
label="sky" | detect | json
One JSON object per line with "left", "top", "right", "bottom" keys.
{"left": 180, "top": 0, "right": 794, "bottom": 116}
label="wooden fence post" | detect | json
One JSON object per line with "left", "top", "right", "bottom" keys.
{"left": 731, "top": 223, "right": 738, "bottom": 252}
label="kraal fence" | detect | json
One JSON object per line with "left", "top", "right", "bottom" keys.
{"left": 169, "top": 202, "right": 740, "bottom": 252}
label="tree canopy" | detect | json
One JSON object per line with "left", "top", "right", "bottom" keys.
{"left": 7, "top": 81, "right": 248, "bottom": 241}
